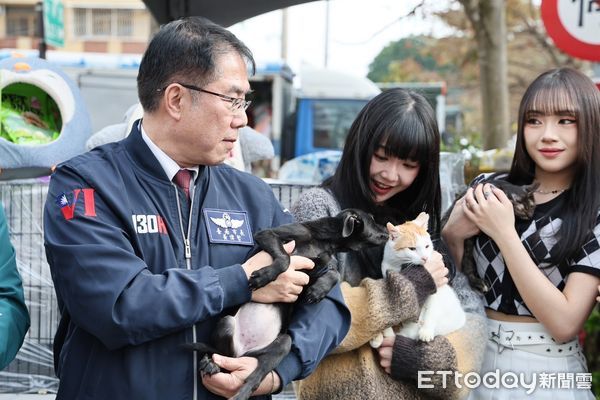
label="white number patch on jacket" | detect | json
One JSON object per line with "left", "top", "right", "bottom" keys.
{"left": 132, "top": 214, "right": 168, "bottom": 235}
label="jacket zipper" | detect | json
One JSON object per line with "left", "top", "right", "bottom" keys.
{"left": 174, "top": 184, "right": 197, "bottom": 400}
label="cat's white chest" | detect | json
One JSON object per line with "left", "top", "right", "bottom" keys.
{"left": 399, "top": 284, "right": 466, "bottom": 341}
{"left": 371, "top": 213, "right": 466, "bottom": 346}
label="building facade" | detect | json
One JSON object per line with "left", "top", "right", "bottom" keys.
{"left": 0, "top": 0, "right": 155, "bottom": 54}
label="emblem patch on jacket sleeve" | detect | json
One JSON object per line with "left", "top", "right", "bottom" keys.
{"left": 55, "top": 189, "right": 97, "bottom": 220}
{"left": 203, "top": 208, "right": 253, "bottom": 245}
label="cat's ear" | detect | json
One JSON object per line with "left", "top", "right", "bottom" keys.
{"left": 414, "top": 212, "right": 429, "bottom": 229}
{"left": 525, "top": 181, "right": 540, "bottom": 192}
{"left": 386, "top": 222, "right": 398, "bottom": 240}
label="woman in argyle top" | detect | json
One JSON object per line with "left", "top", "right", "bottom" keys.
{"left": 443, "top": 68, "right": 600, "bottom": 399}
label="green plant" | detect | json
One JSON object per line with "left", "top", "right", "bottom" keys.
{"left": 584, "top": 305, "right": 600, "bottom": 399}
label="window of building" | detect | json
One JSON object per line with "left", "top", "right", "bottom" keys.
{"left": 91, "top": 9, "right": 111, "bottom": 36}
{"left": 5, "top": 6, "right": 37, "bottom": 37}
{"left": 73, "top": 8, "right": 134, "bottom": 39}
{"left": 311, "top": 100, "right": 370, "bottom": 150}
{"left": 73, "top": 8, "right": 87, "bottom": 37}
{"left": 116, "top": 10, "right": 134, "bottom": 36}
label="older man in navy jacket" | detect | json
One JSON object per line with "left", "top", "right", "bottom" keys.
{"left": 44, "top": 17, "right": 349, "bottom": 400}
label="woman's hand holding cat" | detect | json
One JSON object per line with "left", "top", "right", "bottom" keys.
{"left": 376, "top": 336, "right": 395, "bottom": 374}
{"left": 446, "top": 195, "right": 481, "bottom": 240}
{"left": 464, "top": 184, "right": 516, "bottom": 241}
{"left": 424, "top": 251, "right": 448, "bottom": 288}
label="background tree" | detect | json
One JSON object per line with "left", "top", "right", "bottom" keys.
{"left": 458, "top": 0, "right": 509, "bottom": 150}
{"left": 367, "top": 37, "right": 442, "bottom": 82}
{"left": 367, "top": 0, "right": 589, "bottom": 149}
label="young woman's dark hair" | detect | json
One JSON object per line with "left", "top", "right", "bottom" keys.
{"left": 324, "top": 88, "right": 441, "bottom": 233}
{"left": 508, "top": 67, "right": 600, "bottom": 264}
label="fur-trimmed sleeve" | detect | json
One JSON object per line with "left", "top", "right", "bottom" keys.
{"left": 390, "top": 273, "right": 487, "bottom": 399}
{"left": 335, "top": 266, "right": 436, "bottom": 353}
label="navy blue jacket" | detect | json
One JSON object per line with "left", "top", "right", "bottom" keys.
{"left": 43, "top": 125, "right": 350, "bottom": 400}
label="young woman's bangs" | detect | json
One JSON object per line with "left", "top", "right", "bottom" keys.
{"left": 524, "top": 84, "right": 578, "bottom": 118}
{"left": 381, "top": 121, "right": 430, "bottom": 164}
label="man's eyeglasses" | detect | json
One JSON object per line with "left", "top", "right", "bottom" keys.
{"left": 159, "top": 83, "right": 252, "bottom": 112}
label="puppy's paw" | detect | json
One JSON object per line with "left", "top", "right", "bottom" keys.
{"left": 304, "top": 286, "right": 327, "bottom": 304}
{"left": 199, "top": 354, "right": 220, "bottom": 375}
{"left": 249, "top": 258, "right": 290, "bottom": 290}
{"left": 248, "top": 268, "right": 276, "bottom": 290}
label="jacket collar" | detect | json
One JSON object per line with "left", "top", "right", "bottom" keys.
{"left": 123, "top": 119, "right": 170, "bottom": 182}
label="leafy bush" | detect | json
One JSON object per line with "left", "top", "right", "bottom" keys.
{"left": 584, "top": 306, "right": 600, "bottom": 399}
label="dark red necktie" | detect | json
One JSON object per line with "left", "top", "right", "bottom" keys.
{"left": 173, "top": 169, "right": 192, "bottom": 200}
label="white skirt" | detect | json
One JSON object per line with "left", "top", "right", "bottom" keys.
{"left": 468, "top": 319, "right": 595, "bottom": 400}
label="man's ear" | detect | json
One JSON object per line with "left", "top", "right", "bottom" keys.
{"left": 164, "top": 85, "right": 185, "bottom": 121}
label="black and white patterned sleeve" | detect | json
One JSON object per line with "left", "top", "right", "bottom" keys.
{"left": 569, "top": 214, "right": 600, "bottom": 278}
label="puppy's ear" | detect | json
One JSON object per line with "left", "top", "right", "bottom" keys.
{"left": 342, "top": 214, "right": 358, "bottom": 238}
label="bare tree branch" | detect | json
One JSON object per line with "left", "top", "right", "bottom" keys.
{"left": 334, "top": 0, "right": 426, "bottom": 45}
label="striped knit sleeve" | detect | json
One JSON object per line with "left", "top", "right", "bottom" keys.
{"left": 391, "top": 273, "right": 487, "bottom": 399}
{"left": 334, "top": 266, "right": 436, "bottom": 353}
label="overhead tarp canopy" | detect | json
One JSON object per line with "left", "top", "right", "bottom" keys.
{"left": 142, "top": 0, "right": 319, "bottom": 26}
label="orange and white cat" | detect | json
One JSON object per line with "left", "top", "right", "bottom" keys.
{"left": 370, "top": 212, "right": 466, "bottom": 347}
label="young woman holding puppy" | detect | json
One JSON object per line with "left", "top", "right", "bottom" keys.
{"left": 292, "top": 88, "right": 487, "bottom": 400}
{"left": 443, "top": 68, "right": 600, "bottom": 399}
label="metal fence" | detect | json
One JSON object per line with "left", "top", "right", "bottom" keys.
{"left": 0, "top": 179, "right": 313, "bottom": 395}
{"left": 0, "top": 180, "right": 57, "bottom": 393}
{"left": 0, "top": 169, "right": 468, "bottom": 396}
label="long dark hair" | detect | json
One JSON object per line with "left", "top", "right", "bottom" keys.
{"left": 508, "top": 68, "right": 600, "bottom": 263}
{"left": 324, "top": 88, "right": 441, "bottom": 233}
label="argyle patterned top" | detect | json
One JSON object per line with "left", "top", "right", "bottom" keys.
{"left": 474, "top": 190, "right": 600, "bottom": 316}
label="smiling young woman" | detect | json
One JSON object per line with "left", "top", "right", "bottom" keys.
{"left": 443, "top": 67, "right": 600, "bottom": 400}
{"left": 292, "top": 88, "right": 487, "bottom": 400}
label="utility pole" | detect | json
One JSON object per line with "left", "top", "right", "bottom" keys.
{"left": 35, "top": 1, "right": 47, "bottom": 59}
{"left": 324, "top": 0, "right": 330, "bottom": 68}
{"left": 281, "top": 8, "right": 288, "bottom": 62}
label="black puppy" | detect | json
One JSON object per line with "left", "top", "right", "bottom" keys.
{"left": 186, "top": 208, "right": 387, "bottom": 400}
{"left": 250, "top": 207, "right": 388, "bottom": 302}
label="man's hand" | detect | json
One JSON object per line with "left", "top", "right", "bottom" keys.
{"left": 424, "top": 251, "right": 448, "bottom": 288}
{"left": 242, "top": 241, "right": 315, "bottom": 303}
{"left": 201, "top": 354, "right": 281, "bottom": 397}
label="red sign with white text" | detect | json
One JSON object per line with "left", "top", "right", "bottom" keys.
{"left": 541, "top": 0, "right": 600, "bottom": 61}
